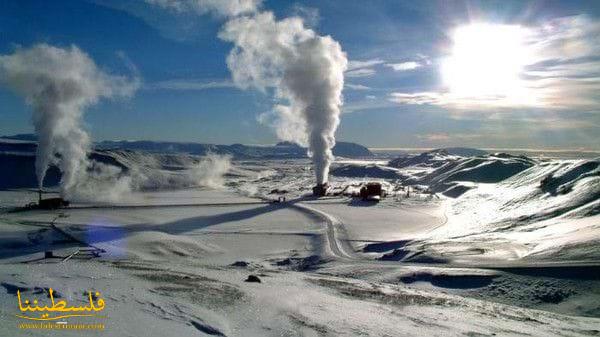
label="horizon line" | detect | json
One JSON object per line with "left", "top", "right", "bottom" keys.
{"left": 369, "top": 147, "right": 600, "bottom": 153}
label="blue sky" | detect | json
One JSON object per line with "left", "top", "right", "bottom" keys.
{"left": 1, "top": 0, "right": 600, "bottom": 149}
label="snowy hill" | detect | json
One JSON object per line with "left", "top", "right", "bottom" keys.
{"left": 422, "top": 153, "right": 536, "bottom": 196}
{"left": 388, "top": 149, "right": 460, "bottom": 169}
{"left": 330, "top": 163, "right": 406, "bottom": 180}
{"left": 384, "top": 157, "right": 600, "bottom": 263}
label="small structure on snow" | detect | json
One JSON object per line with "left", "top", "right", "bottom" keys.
{"left": 312, "top": 182, "right": 330, "bottom": 197}
{"left": 37, "top": 190, "right": 69, "bottom": 210}
{"left": 360, "top": 182, "right": 386, "bottom": 202}
{"left": 245, "top": 275, "right": 261, "bottom": 283}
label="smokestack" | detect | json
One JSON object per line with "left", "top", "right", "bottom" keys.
{"left": 0, "top": 44, "right": 138, "bottom": 198}
{"left": 219, "top": 12, "right": 347, "bottom": 186}
{"left": 312, "top": 182, "right": 329, "bottom": 197}
{"left": 38, "top": 188, "right": 42, "bottom": 204}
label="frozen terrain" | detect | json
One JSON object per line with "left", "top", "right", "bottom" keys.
{"left": 1, "top": 145, "right": 599, "bottom": 336}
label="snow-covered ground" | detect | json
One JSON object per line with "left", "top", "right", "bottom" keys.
{"left": 1, "top": 151, "right": 600, "bottom": 336}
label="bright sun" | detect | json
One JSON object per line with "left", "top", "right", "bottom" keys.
{"left": 441, "top": 23, "right": 535, "bottom": 105}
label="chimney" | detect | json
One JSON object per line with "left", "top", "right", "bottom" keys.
{"left": 312, "top": 183, "right": 329, "bottom": 197}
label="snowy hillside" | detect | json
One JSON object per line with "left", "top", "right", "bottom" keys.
{"left": 421, "top": 153, "right": 536, "bottom": 197}
{"left": 359, "top": 154, "right": 600, "bottom": 264}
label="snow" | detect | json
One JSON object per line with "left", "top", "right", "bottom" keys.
{"left": 1, "top": 151, "right": 600, "bottom": 336}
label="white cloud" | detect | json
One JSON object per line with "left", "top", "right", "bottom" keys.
{"left": 417, "top": 132, "right": 482, "bottom": 142}
{"left": 347, "top": 58, "right": 384, "bottom": 71}
{"left": 345, "top": 83, "right": 370, "bottom": 90}
{"left": 147, "top": 79, "right": 236, "bottom": 90}
{"left": 386, "top": 61, "right": 422, "bottom": 71}
{"left": 342, "top": 97, "right": 397, "bottom": 113}
{"left": 290, "top": 4, "right": 320, "bottom": 28}
{"left": 345, "top": 68, "right": 377, "bottom": 78}
{"left": 389, "top": 90, "right": 543, "bottom": 108}
{"left": 345, "top": 58, "right": 384, "bottom": 78}
{"left": 145, "top": 0, "right": 262, "bottom": 17}
{"left": 389, "top": 92, "right": 446, "bottom": 105}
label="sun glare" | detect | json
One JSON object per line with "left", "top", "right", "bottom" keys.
{"left": 441, "top": 23, "right": 535, "bottom": 106}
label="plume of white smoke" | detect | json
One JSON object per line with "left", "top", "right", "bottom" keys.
{"left": 0, "top": 44, "right": 139, "bottom": 199}
{"left": 219, "top": 12, "right": 347, "bottom": 184}
{"left": 256, "top": 105, "right": 307, "bottom": 144}
{"left": 144, "top": 0, "right": 347, "bottom": 184}
{"left": 66, "top": 162, "right": 134, "bottom": 203}
{"left": 186, "top": 153, "right": 231, "bottom": 188}
{"left": 125, "top": 153, "right": 231, "bottom": 191}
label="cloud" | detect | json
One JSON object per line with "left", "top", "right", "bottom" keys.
{"left": 145, "top": 0, "right": 262, "bottom": 17}
{"left": 147, "top": 79, "right": 236, "bottom": 90}
{"left": 389, "top": 92, "right": 447, "bottom": 105}
{"left": 345, "top": 83, "right": 370, "bottom": 90}
{"left": 503, "top": 116, "right": 599, "bottom": 130}
{"left": 343, "top": 97, "right": 398, "bottom": 113}
{"left": 345, "top": 58, "right": 384, "bottom": 78}
{"left": 417, "top": 132, "right": 482, "bottom": 142}
{"left": 347, "top": 59, "right": 385, "bottom": 70}
{"left": 386, "top": 61, "right": 422, "bottom": 71}
{"left": 290, "top": 4, "right": 320, "bottom": 28}
{"left": 345, "top": 68, "right": 377, "bottom": 78}
{"left": 388, "top": 90, "right": 545, "bottom": 108}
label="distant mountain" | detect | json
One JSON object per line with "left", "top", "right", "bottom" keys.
{"left": 332, "top": 142, "right": 373, "bottom": 157}
{"left": 431, "top": 147, "right": 488, "bottom": 157}
{"left": 0, "top": 136, "right": 373, "bottom": 189}
{"left": 275, "top": 141, "right": 302, "bottom": 147}
{"left": 96, "top": 140, "right": 221, "bottom": 156}
{"left": 97, "top": 140, "right": 373, "bottom": 159}
{"left": 0, "top": 133, "right": 38, "bottom": 141}
{"left": 0, "top": 135, "right": 373, "bottom": 159}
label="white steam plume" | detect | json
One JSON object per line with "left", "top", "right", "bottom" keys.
{"left": 144, "top": 0, "right": 347, "bottom": 184}
{"left": 0, "top": 44, "right": 139, "bottom": 197}
{"left": 219, "top": 12, "right": 347, "bottom": 184}
{"left": 120, "top": 153, "right": 232, "bottom": 191}
{"left": 188, "top": 153, "right": 231, "bottom": 188}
